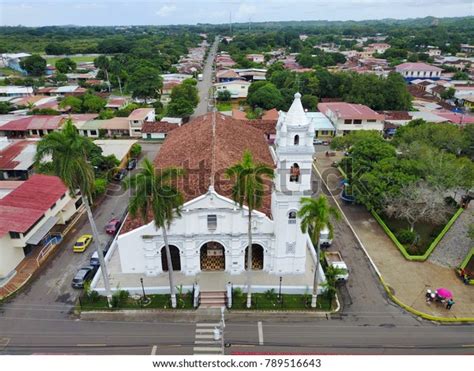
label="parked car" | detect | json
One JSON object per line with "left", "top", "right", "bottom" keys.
{"left": 105, "top": 218, "right": 121, "bottom": 234}
{"left": 71, "top": 266, "right": 96, "bottom": 289}
{"left": 113, "top": 168, "right": 127, "bottom": 181}
{"left": 73, "top": 234, "right": 93, "bottom": 253}
{"left": 90, "top": 250, "right": 106, "bottom": 267}
{"left": 313, "top": 139, "right": 323, "bottom": 145}
{"left": 325, "top": 251, "right": 349, "bottom": 282}
{"left": 319, "top": 225, "right": 333, "bottom": 248}
{"left": 322, "top": 140, "right": 330, "bottom": 146}
{"left": 127, "top": 158, "right": 138, "bottom": 170}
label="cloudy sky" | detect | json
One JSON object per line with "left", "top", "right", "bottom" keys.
{"left": 0, "top": 0, "right": 472, "bottom": 27}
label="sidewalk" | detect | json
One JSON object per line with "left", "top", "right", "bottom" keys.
{"left": 314, "top": 153, "right": 474, "bottom": 320}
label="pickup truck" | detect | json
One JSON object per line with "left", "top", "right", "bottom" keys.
{"left": 325, "top": 251, "right": 349, "bottom": 282}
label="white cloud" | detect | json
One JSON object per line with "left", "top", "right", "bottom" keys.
{"left": 156, "top": 4, "right": 177, "bottom": 17}
{"left": 235, "top": 3, "right": 257, "bottom": 20}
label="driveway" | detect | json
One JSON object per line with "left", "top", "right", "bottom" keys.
{"left": 0, "top": 142, "right": 161, "bottom": 320}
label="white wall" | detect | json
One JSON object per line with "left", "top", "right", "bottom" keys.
{"left": 334, "top": 118, "right": 384, "bottom": 135}
{"left": 0, "top": 234, "right": 25, "bottom": 278}
{"left": 117, "top": 189, "right": 276, "bottom": 277}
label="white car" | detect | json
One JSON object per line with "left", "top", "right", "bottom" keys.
{"left": 313, "top": 139, "right": 323, "bottom": 145}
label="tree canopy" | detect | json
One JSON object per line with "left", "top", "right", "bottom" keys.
{"left": 19, "top": 54, "right": 47, "bottom": 76}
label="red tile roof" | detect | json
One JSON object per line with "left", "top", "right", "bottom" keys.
{"left": 232, "top": 109, "right": 247, "bottom": 120}
{"left": 121, "top": 113, "right": 274, "bottom": 233}
{"left": 128, "top": 108, "right": 154, "bottom": 121}
{"left": 262, "top": 108, "right": 279, "bottom": 121}
{"left": 1, "top": 115, "right": 64, "bottom": 131}
{"left": 317, "top": 102, "right": 384, "bottom": 120}
{"left": 141, "top": 121, "right": 178, "bottom": 134}
{"left": 0, "top": 140, "right": 35, "bottom": 170}
{"left": 0, "top": 175, "right": 67, "bottom": 236}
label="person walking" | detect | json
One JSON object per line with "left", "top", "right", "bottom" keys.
{"left": 446, "top": 299, "right": 455, "bottom": 310}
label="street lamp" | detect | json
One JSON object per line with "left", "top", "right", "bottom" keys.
{"left": 278, "top": 276, "right": 282, "bottom": 304}
{"left": 140, "top": 277, "right": 150, "bottom": 305}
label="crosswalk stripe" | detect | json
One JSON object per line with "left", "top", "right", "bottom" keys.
{"left": 193, "top": 322, "right": 223, "bottom": 355}
{"left": 193, "top": 347, "right": 222, "bottom": 352}
{"left": 196, "top": 323, "right": 220, "bottom": 327}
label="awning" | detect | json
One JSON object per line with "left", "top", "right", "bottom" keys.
{"left": 25, "top": 216, "right": 59, "bottom": 245}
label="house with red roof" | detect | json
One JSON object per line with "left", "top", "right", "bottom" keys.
{"left": 395, "top": 62, "right": 442, "bottom": 81}
{"left": 0, "top": 138, "right": 38, "bottom": 180}
{"left": 0, "top": 174, "right": 80, "bottom": 279}
{"left": 0, "top": 115, "right": 65, "bottom": 138}
{"left": 92, "top": 94, "right": 326, "bottom": 303}
{"left": 317, "top": 102, "right": 384, "bottom": 135}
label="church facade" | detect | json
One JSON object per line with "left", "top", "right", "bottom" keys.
{"left": 116, "top": 93, "right": 319, "bottom": 286}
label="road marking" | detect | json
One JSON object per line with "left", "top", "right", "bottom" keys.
{"left": 76, "top": 343, "right": 107, "bottom": 347}
{"left": 151, "top": 345, "right": 157, "bottom": 355}
{"left": 0, "top": 337, "right": 10, "bottom": 350}
{"left": 196, "top": 323, "right": 220, "bottom": 327}
{"left": 193, "top": 347, "right": 221, "bottom": 352}
{"left": 258, "top": 321, "right": 264, "bottom": 345}
{"left": 195, "top": 334, "right": 214, "bottom": 339}
{"left": 194, "top": 322, "right": 222, "bottom": 355}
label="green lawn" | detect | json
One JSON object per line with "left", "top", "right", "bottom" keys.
{"left": 381, "top": 214, "right": 449, "bottom": 255}
{"left": 79, "top": 293, "right": 194, "bottom": 311}
{"left": 231, "top": 293, "right": 332, "bottom": 311}
{"left": 216, "top": 102, "right": 232, "bottom": 112}
{"left": 0, "top": 67, "right": 22, "bottom": 77}
{"left": 45, "top": 55, "right": 97, "bottom": 65}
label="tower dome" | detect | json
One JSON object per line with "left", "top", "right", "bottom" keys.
{"left": 284, "top": 92, "right": 308, "bottom": 127}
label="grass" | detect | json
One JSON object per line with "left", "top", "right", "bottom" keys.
{"left": 231, "top": 293, "right": 333, "bottom": 311}
{"left": 0, "top": 67, "right": 22, "bottom": 77}
{"left": 79, "top": 293, "right": 194, "bottom": 311}
{"left": 45, "top": 55, "right": 96, "bottom": 65}
{"left": 381, "top": 214, "right": 451, "bottom": 255}
{"left": 216, "top": 102, "right": 232, "bottom": 112}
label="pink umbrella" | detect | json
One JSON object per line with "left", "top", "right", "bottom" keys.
{"left": 436, "top": 288, "right": 453, "bottom": 299}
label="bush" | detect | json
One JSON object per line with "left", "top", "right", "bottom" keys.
{"left": 93, "top": 178, "right": 108, "bottom": 197}
{"left": 264, "top": 288, "right": 278, "bottom": 301}
{"left": 88, "top": 290, "right": 100, "bottom": 303}
{"left": 111, "top": 289, "right": 130, "bottom": 308}
{"left": 396, "top": 229, "right": 417, "bottom": 244}
{"left": 130, "top": 143, "right": 142, "bottom": 158}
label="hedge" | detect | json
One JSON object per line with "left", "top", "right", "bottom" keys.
{"left": 371, "top": 208, "right": 464, "bottom": 262}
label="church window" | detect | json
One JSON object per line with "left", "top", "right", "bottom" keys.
{"left": 288, "top": 211, "right": 297, "bottom": 224}
{"left": 294, "top": 135, "right": 299, "bottom": 145}
{"left": 207, "top": 214, "right": 217, "bottom": 230}
{"left": 290, "top": 163, "right": 300, "bottom": 182}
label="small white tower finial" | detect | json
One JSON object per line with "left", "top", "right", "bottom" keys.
{"left": 294, "top": 92, "right": 301, "bottom": 99}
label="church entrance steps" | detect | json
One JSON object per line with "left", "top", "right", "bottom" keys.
{"left": 200, "top": 291, "right": 226, "bottom": 308}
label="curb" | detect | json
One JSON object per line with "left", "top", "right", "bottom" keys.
{"left": 313, "top": 162, "right": 474, "bottom": 324}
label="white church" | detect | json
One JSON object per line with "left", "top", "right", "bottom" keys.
{"left": 98, "top": 93, "right": 324, "bottom": 298}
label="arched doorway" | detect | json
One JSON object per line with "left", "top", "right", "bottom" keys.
{"left": 245, "top": 244, "right": 264, "bottom": 270}
{"left": 161, "top": 245, "right": 181, "bottom": 271}
{"left": 200, "top": 241, "right": 225, "bottom": 271}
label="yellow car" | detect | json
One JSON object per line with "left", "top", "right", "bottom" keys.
{"left": 73, "top": 234, "right": 93, "bottom": 253}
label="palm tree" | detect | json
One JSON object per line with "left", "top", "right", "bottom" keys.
{"left": 123, "top": 158, "right": 184, "bottom": 309}
{"left": 298, "top": 195, "right": 341, "bottom": 308}
{"left": 34, "top": 119, "right": 112, "bottom": 303}
{"left": 225, "top": 150, "right": 274, "bottom": 308}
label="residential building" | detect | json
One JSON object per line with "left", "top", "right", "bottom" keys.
{"left": 0, "top": 86, "right": 34, "bottom": 97}
{"left": 0, "top": 115, "right": 65, "bottom": 138}
{"left": 368, "top": 43, "right": 391, "bottom": 54}
{"left": 460, "top": 44, "right": 474, "bottom": 54}
{"left": 234, "top": 68, "right": 267, "bottom": 82}
{"left": 215, "top": 69, "right": 242, "bottom": 83}
{"left": 99, "top": 93, "right": 324, "bottom": 296}
{"left": 0, "top": 175, "right": 80, "bottom": 279}
{"left": 395, "top": 62, "right": 442, "bottom": 80}
{"left": 246, "top": 54, "right": 265, "bottom": 64}
{"left": 93, "top": 139, "right": 138, "bottom": 168}
{"left": 127, "top": 108, "right": 155, "bottom": 137}
{"left": 141, "top": 121, "right": 178, "bottom": 140}
{"left": 0, "top": 138, "right": 38, "bottom": 180}
{"left": 306, "top": 112, "right": 336, "bottom": 140}
{"left": 214, "top": 80, "right": 251, "bottom": 99}
{"left": 105, "top": 97, "right": 129, "bottom": 110}
{"left": 317, "top": 102, "right": 384, "bottom": 135}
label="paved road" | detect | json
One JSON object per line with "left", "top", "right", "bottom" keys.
{"left": 0, "top": 141, "right": 472, "bottom": 355}
{"left": 0, "top": 142, "right": 160, "bottom": 321}
{"left": 192, "top": 37, "right": 219, "bottom": 118}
